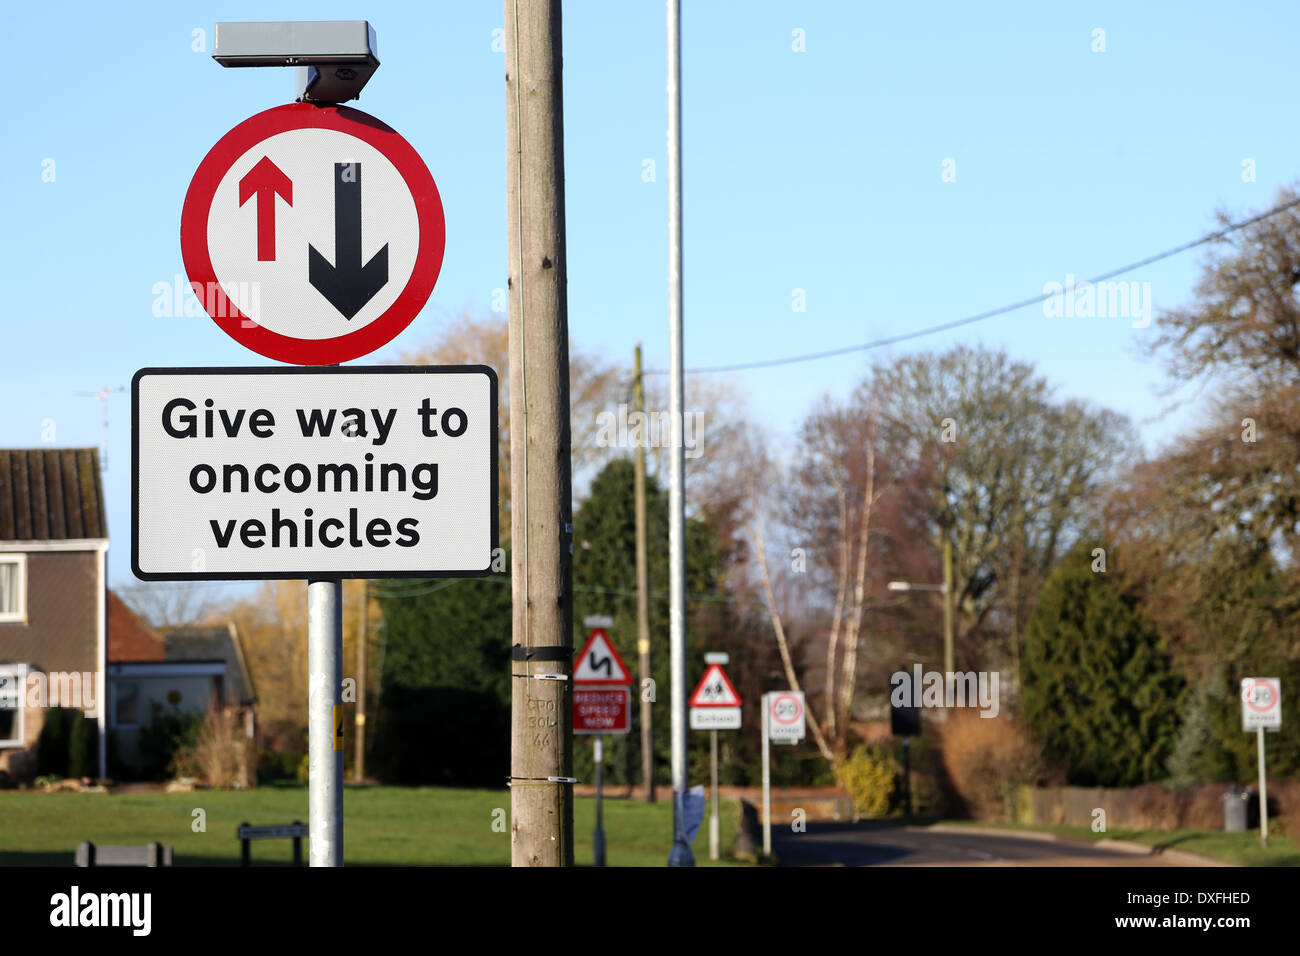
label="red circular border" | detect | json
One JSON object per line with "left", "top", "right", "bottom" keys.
{"left": 771, "top": 693, "right": 802, "bottom": 725}
{"left": 1244, "top": 678, "right": 1279, "bottom": 712}
{"left": 181, "top": 103, "right": 445, "bottom": 365}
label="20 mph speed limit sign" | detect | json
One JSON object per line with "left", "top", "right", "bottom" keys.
{"left": 181, "top": 103, "right": 445, "bottom": 365}
{"left": 767, "top": 691, "right": 806, "bottom": 743}
{"left": 1241, "top": 677, "right": 1282, "bottom": 731}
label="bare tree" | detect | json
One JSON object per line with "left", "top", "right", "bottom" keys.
{"left": 869, "top": 345, "right": 1135, "bottom": 671}
{"left": 740, "top": 402, "right": 883, "bottom": 768}
{"left": 116, "top": 583, "right": 217, "bottom": 631}
{"left": 399, "top": 311, "right": 625, "bottom": 508}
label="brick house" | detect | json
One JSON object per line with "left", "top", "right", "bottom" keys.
{"left": 0, "top": 449, "right": 109, "bottom": 780}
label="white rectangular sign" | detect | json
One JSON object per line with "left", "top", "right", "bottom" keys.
{"left": 767, "top": 691, "right": 806, "bottom": 743}
{"left": 1241, "top": 677, "right": 1281, "bottom": 731}
{"left": 132, "top": 367, "right": 497, "bottom": 579}
{"left": 690, "top": 707, "right": 741, "bottom": 730}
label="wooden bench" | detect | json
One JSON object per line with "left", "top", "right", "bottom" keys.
{"left": 75, "top": 841, "right": 173, "bottom": 867}
{"left": 238, "top": 821, "right": 308, "bottom": 866}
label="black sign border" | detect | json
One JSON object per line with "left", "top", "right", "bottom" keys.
{"left": 131, "top": 365, "right": 499, "bottom": 582}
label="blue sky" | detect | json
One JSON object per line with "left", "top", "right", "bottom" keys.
{"left": 3, "top": 1, "right": 1298, "bottom": 592}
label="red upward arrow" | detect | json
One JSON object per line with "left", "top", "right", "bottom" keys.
{"left": 239, "top": 156, "right": 293, "bottom": 262}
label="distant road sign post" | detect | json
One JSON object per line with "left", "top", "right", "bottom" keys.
{"left": 761, "top": 694, "right": 770, "bottom": 856}
{"left": 573, "top": 628, "right": 632, "bottom": 866}
{"left": 1242, "top": 677, "right": 1282, "bottom": 847}
{"left": 689, "top": 663, "right": 742, "bottom": 730}
{"left": 760, "top": 690, "right": 806, "bottom": 857}
{"left": 891, "top": 670, "right": 922, "bottom": 816}
{"left": 689, "top": 661, "right": 742, "bottom": 860}
{"left": 768, "top": 691, "right": 806, "bottom": 743}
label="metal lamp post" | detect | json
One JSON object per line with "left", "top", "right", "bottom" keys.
{"left": 888, "top": 564, "right": 954, "bottom": 679}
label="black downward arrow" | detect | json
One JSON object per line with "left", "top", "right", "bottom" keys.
{"left": 308, "top": 162, "right": 389, "bottom": 319}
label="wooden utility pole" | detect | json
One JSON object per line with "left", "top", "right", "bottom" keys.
{"left": 505, "top": 0, "right": 575, "bottom": 867}
{"left": 354, "top": 580, "right": 367, "bottom": 782}
{"left": 634, "top": 343, "right": 655, "bottom": 802}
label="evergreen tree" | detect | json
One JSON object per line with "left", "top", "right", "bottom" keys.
{"left": 571, "top": 459, "right": 722, "bottom": 787}
{"left": 372, "top": 562, "right": 513, "bottom": 785}
{"left": 371, "top": 458, "right": 728, "bottom": 788}
{"left": 67, "top": 711, "right": 95, "bottom": 779}
{"left": 1165, "top": 682, "right": 1222, "bottom": 787}
{"left": 36, "top": 707, "right": 69, "bottom": 778}
{"left": 1021, "top": 543, "right": 1184, "bottom": 786}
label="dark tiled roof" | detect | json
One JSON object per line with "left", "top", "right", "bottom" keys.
{"left": 0, "top": 448, "right": 106, "bottom": 541}
{"left": 163, "top": 624, "right": 256, "bottom": 706}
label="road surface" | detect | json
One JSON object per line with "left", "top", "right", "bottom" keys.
{"left": 772, "top": 822, "right": 1185, "bottom": 866}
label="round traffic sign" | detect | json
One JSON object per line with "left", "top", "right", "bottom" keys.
{"left": 771, "top": 692, "right": 803, "bottom": 725}
{"left": 1243, "top": 678, "right": 1279, "bottom": 712}
{"left": 181, "top": 103, "right": 445, "bottom": 365}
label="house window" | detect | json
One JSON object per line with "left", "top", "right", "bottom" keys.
{"left": 0, "top": 664, "right": 26, "bottom": 748}
{"left": 113, "top": 681, "right": 141, "bottom": 729}
{"left": 0, "top": 555, "right": 26, "bottom": 623}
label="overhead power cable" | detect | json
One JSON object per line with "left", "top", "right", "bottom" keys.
{"left": 644, "top": 194, "right": 1300, "bottom": 375}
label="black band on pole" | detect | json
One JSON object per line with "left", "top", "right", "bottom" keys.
{"left": 510, "top": 645, "right": 570, "bottom": 661}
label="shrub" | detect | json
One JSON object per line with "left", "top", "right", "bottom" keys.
{"left": 899, "top": 734, "right": 958, "bottom": 818}
{"left": 371, "top": 685, "right": 508, "bottom": 786}
{"left": 257, "top": 746, "right": 302, "bottom": 781}
{"left": 838, "top": 745, "right": 899, "bottom": 818}
{"left": 36, "top": 707, "right": 69, "bottom": 777}
{"left": 107, "top": 730, "right": 127, "bottom": 780}
{"left": 172, "top": 710, "right": 254, "bottom": 788}
{"left": 138, "top": 703, "right": 202, "bottom": 780}
{"left": 297, "top": 752, "right": 310, "bottom": 785}
{"left": 256, "top": 719, "right": 307, "bottom": 783}
{"left": 938, "top": 713, "right": 1044, "bottom": 820}
{"left": 67, "top": 712, "right": 96, "bottom": 779}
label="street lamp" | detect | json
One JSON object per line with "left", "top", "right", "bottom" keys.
{"left": 888, "top": 545, "right": 955, "bottom": 678}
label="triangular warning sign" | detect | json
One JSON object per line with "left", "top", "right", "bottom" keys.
{"left": 689, "top": 663, "right": 741, "bottom": 707}
{"left": 573, "top": 629, "right": 633, "bottom": 685}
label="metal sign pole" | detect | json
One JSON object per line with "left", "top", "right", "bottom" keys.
{"left": 1257, "top": 726, "right": 1268, "bottom": 848}
{"left": 709, "top": 728, "right": 720, "bottom": 861}
{"left": 594, "top": 734, "right": 606, "bottom": 867}
{"left": 665, "top": 0, "right": 693, "bottom": 868}
{"left": 761, "top": 694, "right": 771, "bottom": 857}
{"left": 308, "top": 579, "right": 343, "bottom": 866}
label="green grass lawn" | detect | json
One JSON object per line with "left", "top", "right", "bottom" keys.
{"left": 934, "top": 819, "right": 1300, "bottom": 866}
{"left": 0, "top": 784, "right": 746, "bottom": 867}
